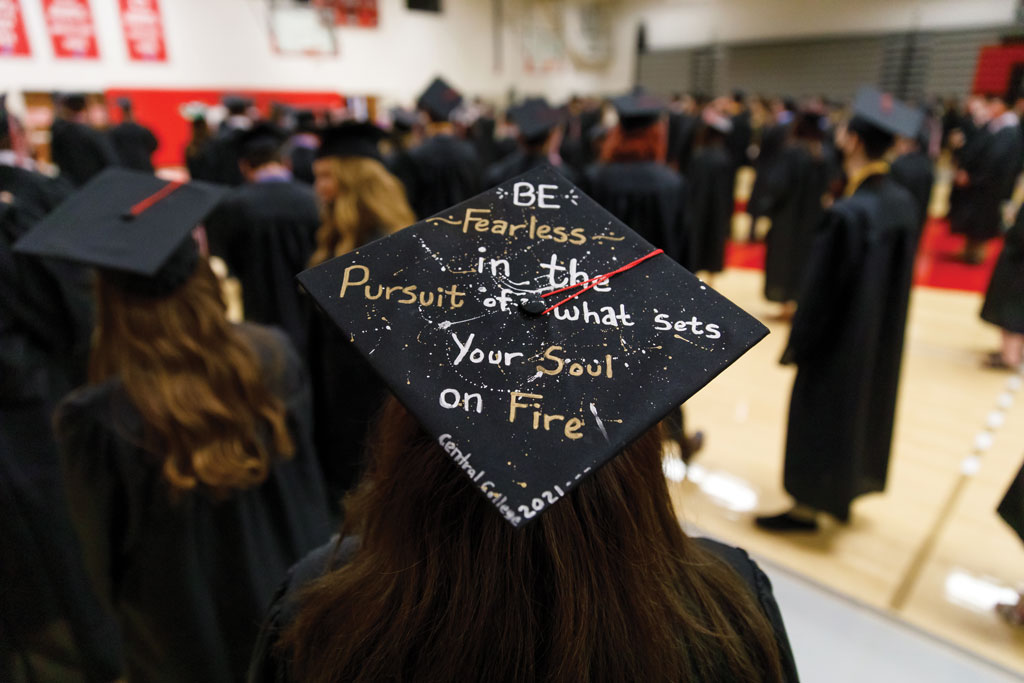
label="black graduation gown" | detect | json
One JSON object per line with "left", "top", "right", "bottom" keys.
{"left": 0, "top": 163, "right": 73, "bottom": 219}
{"left": 683, "top": 144, "right": 734, "bottom": 273}
{"left": 727, "top": 110, "right": 753, "bottom": 169}
{"left": 109, "top": 121, "right": 158, "bottom": 172}
{"left": 667, "top": 112, "right": 698, "bottom": 171}
{"left": 950, "top": 123, "right": 1024, "bottom": 241}
{"left": 482, "top": 150, "right": 579, "bottom": 189}
{"left": 890, "top": 151, "right": 934, "bottom": 235}
{"left": 53, "top": 324, "right": 331, "bottom": 683}
{"left": 0, "top": 200, "right": 114, "bottom": 682}
{"left": 50, "top": 119, "right": 120, "bottom": 187}
{"left": 288, "top": 145, "right": 316, "bottom": 185}
{"left": 205, "top": 180, "right": 320, "bottom": 353}
{"left": 305, "top": 306, "right": 389, "bottom": 511}
{"left": 753, "top": 144, "right": 829, "bottom": 303}
{"left": 980, "top": 204, "right": 1024, "bottom": 334}
{"left": 202, "top": 127, "right": 247, "bottom": 187}
{"left": 997, "top": 460, "right": 1024, "bottom": 545}
{"left": 582, "top": 161, "right": 687, "bottom": 264}
{"left": 403, "top": 135, "right": 481, "bottom": 219}
{"left": 747, "top": 122, "right": 790, "bottom": 222}
{"left": 780, "top": 173, "right": 919, "bottom": 519}
{"left": 248, "top": 536, "right": 800, "bottom": 683}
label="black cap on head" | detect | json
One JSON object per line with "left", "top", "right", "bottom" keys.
{"left": 390, "top": 107, "right": 420, "bottom": 133}
{"left": 851, "top": 86, "right": 924, "bottom": 139}
{"left": 294, "top": 109, "right": 318, "bottom": 133}
{"left": 297, "top": 165, "right": 767, "bottom": 527}
{"left": 417, "top": 77, "right": 464, "bottom": 122}
{"left": 238, "top": 122, "right": 286, "bottom": 164}
{"left": 315, "top": 122, "right": 387, "bottom": 162}
{"left": 62, "top": 93, "right": 88, "bottom": 113}
{"left": 612, "top": 89, "right": 666, "bottom": 130}
{"left": 117, "top": 97, "right": 132, "bottom": 113}
{"left": 13, "top": 169, "right": 228, "bottom": 297}
{"left": 222, "top": 94, "right": 253, "bottom": 115}
{"left": 509, "top": 98, "right": 563, "bottom": 144}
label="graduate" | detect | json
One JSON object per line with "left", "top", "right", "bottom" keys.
{"left": 14, "top": 170, "right": 331, "bottom": 683}
{"left": 949, "top": 93, "right": 1024, "bottom": 264}
{"left": 0, "top": 149, "right": 114, "bottom": 680}
{"left": 666, "top": 92, "right": 700, "bottom": 172}
{"left": 482, "top": 98, "right": 578, "bottom": 187}
{"left": 305, "top": 123, "right": 416, "bottom": 509}
{"left": 284, "top": 109, "right": 320, "bottom": 185}
{"left": 205, "top": 123, "right": 320, "bottom": 354}
{"left": 747, "top": 97, "right": 796, "bottom": 236}
{"left": 726, "top": 89, "right": 754, "bottom": 170}
{"left": 582, "top": 89, "right": 686, "bottom": 265}
{"left": 750, "top": 107, "right": 831, "bottom": 316}
{"left": 198, "top": 94, "right": 255, "bottom": 186}
{"left": 108, "top": 97, "right": 159, "bottom": 172}
{"left": 757, "top": 88, "right": 922, "bottom": 531}
{"left": 250, "top": 166, "right": 798, "bottom": 683}
{"left": 49, "top": 93, "right": 119, "bottom": 187}
{"left": 980, "top": 204, "right": 1024, "bottom": 369}
{"left": 402, "top": 78, "right": 482, "bottom": 218}
{"left": 683, "top": 106, "right": 737, "bottom": 278}
{"left": 890, "top": 123, "right": 936, "bottom": 238}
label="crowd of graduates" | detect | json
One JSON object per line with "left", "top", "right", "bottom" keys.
{"left": 2, "top": 75, "right": 1024, "bottom": 682}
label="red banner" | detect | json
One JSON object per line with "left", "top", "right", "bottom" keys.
{"left": 43, "top": 0, "right": 99, "bottom": 59}
{"left": 119, "top": 0, "right": 166, "bottom": 62}
{"left": 0, "top": 0, "right": 30, "bottom": 56}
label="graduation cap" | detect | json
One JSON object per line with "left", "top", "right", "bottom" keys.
{"left": 297, "top": 165, "right": 768, "bottom": 527}
{"left": 60, "top": 93, "right": 88, "bottom": 113}
{"left": 13, "top": 169, "right": 228, "bottom": 297}
{"left": 417, "top": 77, "right": 463, "bottom": 122}
{"left": 238, "top": 122, "right": 287, "bottom": 160}
{"left": 294, "top": 109, "right": 318, "bottom": 133}
{"left": 611, "top": 89, "right": 667, "bottom": 130}
{"left": 851, "top": 86, "right": 924, "bottom": 140}
{"left": 509, "top": 99, "right": 564, "bottom": 144}
{"left": 116, "top": 97, "right": 133, "bottom": 113}
{"left": 315, "top": 122, "right": 388, "bottom": 162}
{"left": 222, "top": 94, "right": 253, "bottom": 114}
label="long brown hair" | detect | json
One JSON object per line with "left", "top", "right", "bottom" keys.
{"left": 282, "top": 398, "right": 786, "bottom": 682}
{"left": 600, "top": 119, "right": 668, "bottom": 163}
{"left": 89, "top": 258, "right": 294, "bottom": 495}
{"left": 309, "top": 157, "right": 415, "bottom": 266}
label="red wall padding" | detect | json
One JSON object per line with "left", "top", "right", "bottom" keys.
{"left": 972, "top": 44, "right": 1024, "bottom": 96}
{"left": 104, "top": 88, "right": 346, "bottom": 169}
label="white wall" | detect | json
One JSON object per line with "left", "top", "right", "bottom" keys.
{"left": 0, "top": 0, "right": 639, "bottom": 104}
{"left": 637, "top": 0, "right": 1019, "bottom": 49}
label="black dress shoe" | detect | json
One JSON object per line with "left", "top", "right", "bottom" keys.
{"left": 755, "top": 511, "right": 819, "bottom": 532}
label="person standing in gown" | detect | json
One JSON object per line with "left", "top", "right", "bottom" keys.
{"left": 750, "top": 108, "right": 831, "bottom": 318}
{"left": 199, "top": 95, "right": 254, "bottom": 186}
{"left": 305, "top": 123, "right": 416, "bottom": 511}
{"left": 14, "top": 169, "right": 331, "bottom": 683}
{"left": 284, "top": 109, "right": 319, "bottom": 185}
{"left": 683, "top": 106, "right": 736, "bottom": 279}
{"left": 757, "top": 88, "right": 922, "bottom": 531}
{"left": 49, "top": 93, "right": 119, "bottom": 187}
{"left": 980, "top": 204, "right": 1024, "bottom": 369}
{"left": 108, "top": 97, "right": 158, "bottom": 173}
{"left": 482, "top": 98, "right": 578, "bottom": 187}
{"left": 666, "top": 93, "right": 699, "bottom": 173}
{"left": 726, "top": 90, "right": 754, "bottom": 171}
{"left": 949, "top": 94, "right": 1024, "bottom": 264}
{"left": 402, "top": 78, "right": 481, "bottom": 218}
{"left": 747, "top": 98, "right": 796, "bottom": 239}
{"left": 1, "top": 112, "right": 117, "bottom": 678}
{"left": 205, "top": 123, "right": 320, "bottom": 354}
{"left": 890, "top": 125, "right": 935, "bottom": 239}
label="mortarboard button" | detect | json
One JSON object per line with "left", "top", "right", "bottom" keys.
{"left": 297, "top": 165, "right": 767, "bottom": 527}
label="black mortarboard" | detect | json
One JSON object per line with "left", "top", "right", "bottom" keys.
{"left": 315, "top": 122, "right": 387, "bottom": 162}
{"left": 238, "top": 122, "right": 286, "bottom": 158}
{"left": 13, "top": 169, "right": 228, "bottom": 297}
{"left": 417, "top": 77, "right": 463, "bottom": 122}
{"left": 294, "top": 109, "right": 318, "bottom": 133}
{"left": 509, "top": 99, "right": 563, "bottom": 143}
{"left": 851, "top": 86, "right": 924, "bottom": 139}
{"left": 61, "top": 93, "right": 88, "bottom": 112}
{"left": 297, "top": 165, "right": 767, "bottom": 527}
{"left": 612, "top": 89, "right": 667, "bottom": 130}
{"left": 390, "top": 107, "right": 420, "bottom": 132}
{"left": 116, "top": 97, "right": 132, "bottom": 112}
{"left": 222, "top": 94, "right": 253, "bottom": 114}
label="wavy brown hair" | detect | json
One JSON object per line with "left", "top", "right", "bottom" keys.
{"left": 600, "top": 119, "right": 668, "bottom": 163}
{"left": 309, "top": 157, "right": 415, "bottom": 266}
{"left": 89, "top": 257, "right": 294, "bottom": 495}
{"left": 282, "top": 397, "right": 787, "bottom": 683}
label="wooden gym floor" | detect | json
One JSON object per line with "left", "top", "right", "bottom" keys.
{"left": 669, "top": 169, "right": 1024, "bottom": 675}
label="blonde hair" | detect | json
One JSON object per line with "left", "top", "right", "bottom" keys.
{"left": 310, "top": 157, "right": 416, "bottom": 266}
